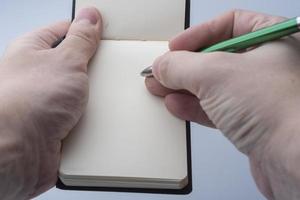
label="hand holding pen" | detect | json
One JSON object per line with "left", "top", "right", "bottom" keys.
{"left": 141, "top": 16, "right": 300, "bottom": 77}
{"left": 144, "top": 10, "right": 300, "bottom": 200}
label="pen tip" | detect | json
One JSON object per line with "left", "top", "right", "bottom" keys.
{"left": 140, "top": 66, "right": 153, "bottom": 77}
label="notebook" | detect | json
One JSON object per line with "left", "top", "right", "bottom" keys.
{"left": 57, "top": 0, "right": 192, "bottom": 194}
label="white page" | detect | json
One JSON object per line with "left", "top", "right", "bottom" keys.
{"left": 76, "top": 0, "right": 186, "bottom": 40}
{"left": 60, "top": 40, "right": 188, "bottom": 188}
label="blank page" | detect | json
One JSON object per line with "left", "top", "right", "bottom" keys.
{"left": 59, "top": 40, "right": 188, "bottom": 188}
{"left": 75, "top": 0, "right": 186, "bottom": 40}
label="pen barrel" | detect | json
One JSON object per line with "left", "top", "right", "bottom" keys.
{"left": 202, "top": 18, "right": 299, "bottom": 53}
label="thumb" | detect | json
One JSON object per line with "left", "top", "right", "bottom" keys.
{"left": 59, "top": 7, "right": 102, "bottom": 61}
{"left": 152, "top": 51, "right": 205, "bottom": 96}
{"left": 152, "top": 51, "right": 235, "bottom": 97}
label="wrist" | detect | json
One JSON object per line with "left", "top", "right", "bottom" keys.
{"left": 0, "top": 100, "right": 40, "bottom": 199}
{"left": 249, "top": 117, "right": 300, "bottom": 200}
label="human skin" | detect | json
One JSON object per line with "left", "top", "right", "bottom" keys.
{"left": 0, "top": 7, "right": 102, "bottom": 199}
{"left": 0, "top": 7, "right": 299, "bottom": 200}
{"left": 146, "top": 10, "right": 300, "bottom": 200}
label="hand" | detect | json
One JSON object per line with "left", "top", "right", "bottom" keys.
{"left": 0, "top": 7, "right": 101, "bottom": 199}
{"left": 146, "top": 10, "right": 300, "bottom": 200}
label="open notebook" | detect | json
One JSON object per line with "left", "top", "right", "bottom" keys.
{"left": 58, "top": 0, "right": 191, "bottom": 194}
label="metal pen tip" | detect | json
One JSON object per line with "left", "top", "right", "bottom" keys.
{"left": 140, "top": 66, "right": 153, "bottom": 77}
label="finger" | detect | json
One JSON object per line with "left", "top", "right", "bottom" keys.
{"left": 145, "top": 77, "right": 178, "bottom": 97}
{"left": 152, "top": 51, "right": 202, "bottom": 94}
{"left": 169, "top": 9, "right": 285, "bottom": 51}
{"left": 8, "top": 21, "right": 70, "bottom": 51}
{"left": 165, "top": 93, "right": 215, "bottom": 128}
{"left": 145, "top": 77, "right": 193, "bottom": 97}
{"left": 58, "top": 7, "right": 102, "bottom": 62}
{"left": 152, "top": 51, "right": 236, "bottom": 96}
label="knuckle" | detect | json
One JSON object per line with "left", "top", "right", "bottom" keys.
{"left": 154, "top": 51, "right": 175, "bottom": 81}
{"left": 195, "top": 52, "right": 235, "bottom": 91}
{"left": 71, "top": 32, "right": 95, "bottom": 48}
{"left": 154, "top": 51, "right": 192, "bottom": 89}
{"left": 61, "top": 26, "right": 99, "bottom": 62}
{"left": 59, "top": 47, "right": 74, "bottom": 60}
{"left": 70, "top": 25, "right": 99, "bottom": 47}
{"left": 56, "top": 48, "right": 89, "bottom": 72}
{"left": 58, "top": 72, "right": 89, "bottom": 105}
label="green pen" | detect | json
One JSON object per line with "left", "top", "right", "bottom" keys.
{"left": 141, "top": 17, "right": 300, "bottom": 77}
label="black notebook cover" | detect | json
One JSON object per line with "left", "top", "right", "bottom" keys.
{"left": 56, "top": 0, "right": 192, "bottom": 195}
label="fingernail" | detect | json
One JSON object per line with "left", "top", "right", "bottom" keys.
{"left": 152, "top": 65, "right": 160, "bottom": 81}
{"left": 75, "top": 7, "right": 100, "bottom": 25}
{"left": 152, "top": 55, "right": 164, "bottom": 81}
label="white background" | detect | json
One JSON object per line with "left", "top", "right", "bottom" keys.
{"left": 1, "top": 0, "right": 300, "bottom": 199}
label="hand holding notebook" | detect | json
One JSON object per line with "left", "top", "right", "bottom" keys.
{"left": 0, "top": 7, "right": 102, "bottom": 199}
{"left": 58, "top": 0, "right": 192, "bottom": 193}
